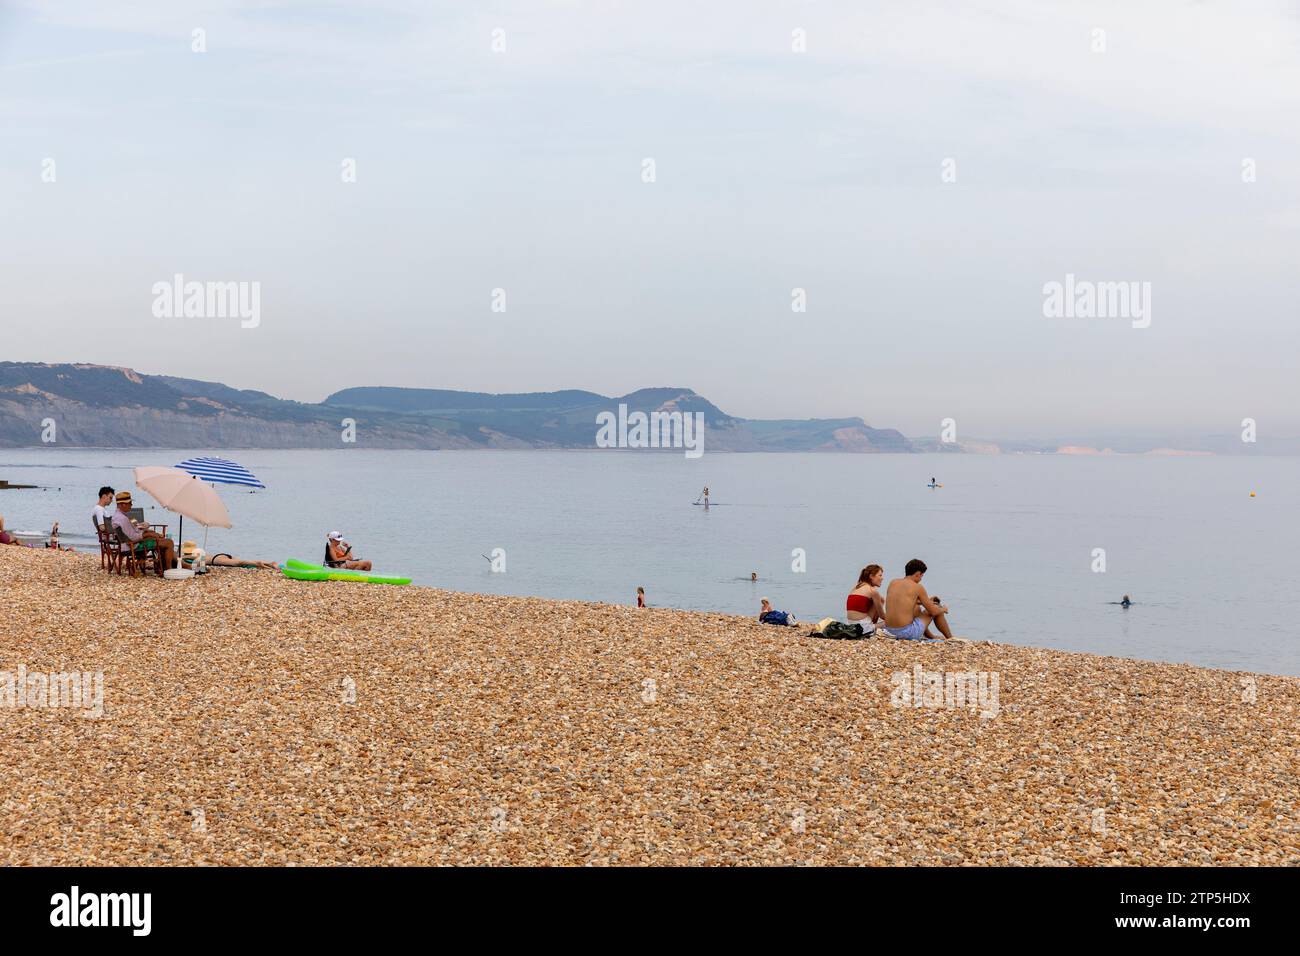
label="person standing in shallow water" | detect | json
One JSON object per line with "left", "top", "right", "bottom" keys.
{"left": 636, "top": 587, "right": 646, "bottom": 608}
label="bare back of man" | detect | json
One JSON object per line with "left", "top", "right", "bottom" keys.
{"left": 882, "top": 558, "right": 954, "bottom": 641}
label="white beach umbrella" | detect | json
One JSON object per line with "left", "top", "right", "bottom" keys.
{"left": 133, "top": 467, "right": 232, "bottom": 555}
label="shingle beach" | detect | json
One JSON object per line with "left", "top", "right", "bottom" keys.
{"left": 1, "top": 547, "right": 1296, "bottom": 865}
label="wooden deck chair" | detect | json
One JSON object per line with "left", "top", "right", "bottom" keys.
{"left": 112, "top": 525, "right": 159, "bottom": 577}
{"left": 94, "top": 519, "right": 117, "bottom": 571}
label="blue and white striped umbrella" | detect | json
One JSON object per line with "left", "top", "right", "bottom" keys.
{"left": 174, "top": 456, "right": 266, "bottom": 489}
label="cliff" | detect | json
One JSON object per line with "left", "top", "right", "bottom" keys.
{"left": 0, "top": 363, "right": 914, "bottom": 452}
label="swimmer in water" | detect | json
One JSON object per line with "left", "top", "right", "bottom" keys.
{"left": 751, "top": 572, "right": 757, "bottom": 582}
{"left": 1121, "top": 594, "right": 1131, "bottom": 608}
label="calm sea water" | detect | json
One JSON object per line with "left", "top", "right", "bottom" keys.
{"left": 2, "top": 449, "right": 1296, "bottom": 676}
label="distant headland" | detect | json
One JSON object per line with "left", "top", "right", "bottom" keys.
{"left": 0, "top": 363, "right": 1278, "bottom": 454}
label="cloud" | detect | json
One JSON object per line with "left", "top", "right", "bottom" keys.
{"left": 3, "top": 0, "right": 1297, "bottom": 431}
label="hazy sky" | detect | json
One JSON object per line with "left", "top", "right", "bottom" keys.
{"left": 2, "top": 1, "right": 1298, "bottom": 439}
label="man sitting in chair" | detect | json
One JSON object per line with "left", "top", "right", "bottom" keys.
{"left": 92, "top": 486, "right": 116, "bottom": 530}
{"left": 110, "top": 491, "right": 176, "bottom": 575}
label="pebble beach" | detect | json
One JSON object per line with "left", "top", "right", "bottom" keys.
{"left": 1, "top": 546, "right": 1296, "bottom": 866}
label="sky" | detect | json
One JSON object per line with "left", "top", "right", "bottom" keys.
{"left": 2, "top": 0, "right": 1298, "bottom": 441}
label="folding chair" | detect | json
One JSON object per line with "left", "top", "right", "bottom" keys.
{"left": 112, "top": 525, "right": 159, "bottom": 577}
{"left": 94, "top": 520, "right": 117, "bottom": 571}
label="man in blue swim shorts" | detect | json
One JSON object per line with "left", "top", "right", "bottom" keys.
{"left": 882, "top": 558, "right": 954, "bottom": 640}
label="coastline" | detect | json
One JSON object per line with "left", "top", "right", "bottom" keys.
{"left": 2, "top": 546, "right": 1296, "bottom": 865}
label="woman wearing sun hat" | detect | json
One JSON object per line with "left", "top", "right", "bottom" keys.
{"left": 180, "top": 540, "right": 207, "bottom": 573}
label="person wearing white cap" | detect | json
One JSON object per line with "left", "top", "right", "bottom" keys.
{"left": 325, "top": 531, "right": 371, "bottom": 571}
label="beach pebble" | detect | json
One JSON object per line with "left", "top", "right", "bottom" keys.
{"left": 0, "top": 547, "right": 1297, "bottom": 865}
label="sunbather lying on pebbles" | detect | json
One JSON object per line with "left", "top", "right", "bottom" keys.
{"left": 758, "top": 598, "right": 796, "bottom": 626}
{"left": 180, "top": 542, "right": 279, "bottom": 571}
{"left": 209, "top": 553, "right": 280, "bottom": 570}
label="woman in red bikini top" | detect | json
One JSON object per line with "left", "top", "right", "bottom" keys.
{"left": 846, "top": 564, "right": 884, "bottom": 625}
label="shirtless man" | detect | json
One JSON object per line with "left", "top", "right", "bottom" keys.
{"left": 882, "top": 558, "right": 953, "bottom": 641}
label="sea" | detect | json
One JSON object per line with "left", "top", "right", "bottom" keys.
{"left": 2, "top": 448, "right": 1296, "bottom": 676}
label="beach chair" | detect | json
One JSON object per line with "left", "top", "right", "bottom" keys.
{"left": 94, "top": 520, "right": 118, "bottom": 571}
{"left": 126, "top": 508, "right": 167, "bottom": 538}
{"left": 112, "top": 525, "right": 158, "bottom": 577}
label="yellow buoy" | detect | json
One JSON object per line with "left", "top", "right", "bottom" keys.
{"left": 1250, "top": 492, "right": 1256, "bottom": 497}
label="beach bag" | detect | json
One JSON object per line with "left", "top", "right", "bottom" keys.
{"left": 811, "top": 619, "right": 867, "bottom": 640}
{"left": 759, "top": 610, "right": 791, "bottom": 626}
